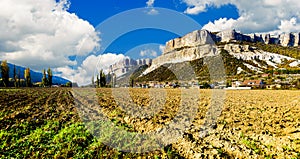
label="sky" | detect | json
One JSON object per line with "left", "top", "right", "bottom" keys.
{"left": 1, "top": 0, "right": 300, "bottom": 85}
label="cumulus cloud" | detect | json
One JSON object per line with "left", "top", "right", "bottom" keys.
{"left": 182, "top": 0, "right": 300, "bottom": 33}
{"left": 0, "top": 0, "right": 100, "bottom": 71}
{"left": 56, "top": 53, "right": 127, "bottom": 85}
{"left": 183, "top": 0, "right": 228, "bottom": 15}
{"left": 140, "top": 49, "right": 158, "bottom": 57}
{"left": 184, "top": 6, "right": 206, "bottom": 15}
{"left": 202, "top": 18, "right": 236, "bottom": 32}
{"left": 146, "top": 0, "right": 155, "bottom": 7}
{"left": 145, "top": 0, "right": 158, "bottom": 15}
{"left": 278, "top": 17, "right": 300, "bottom": 33}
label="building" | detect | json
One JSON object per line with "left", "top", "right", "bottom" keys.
{"left": 231, "top": 81, "right": 243, "bottom": 87}
{"left": 242, "top": 80, "right": 265, "bottom": 89}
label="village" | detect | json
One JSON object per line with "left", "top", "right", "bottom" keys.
{"left": 117, "top": 73, "right": 300, "bottom": 90}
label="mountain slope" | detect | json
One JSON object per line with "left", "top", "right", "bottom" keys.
{"left": 0, "top": 62, "right": 69, "bottom": 84}
{"left": 135, "top": 29, "right": 300, "bottom": 82}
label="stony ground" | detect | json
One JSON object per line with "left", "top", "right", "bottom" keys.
{"left": 76, "top": 88, "right": 300, "bottom": 158}
{"left": 1, "top": 88, "right": 299, "bottom": 158}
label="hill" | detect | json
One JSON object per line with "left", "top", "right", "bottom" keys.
{"left": 127, "top": 29, "right": 300, "bottom": 84}
{"left": 0, "top": 62, "right": 70, "bottom": 85}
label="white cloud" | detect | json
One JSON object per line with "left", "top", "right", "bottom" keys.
{"left": 184, "top": 6, "right": 207, "bottom": 15}
{"left": 145, "top": 0, "right": 158, "bottom": 15}
{"left": 182, "top": 0, "right": 300, "bottom": 33}
{"left": 140, "top": 49, "right": 157, "bottom": 57}
{"left": 159, "top": 45, "right": 165, "bottom": 53}
{"left": 278, "top": 17, "right": 300, "bottom": 33}
{"left": 56, "top": 53, "right": 127, "bottom": 86}
{"left": 202, "top": 18, "right": 236, "bottom": 32}
{"left": 146, "top": 0, "right": 155, "bottom": 7}
{"left": 183, "top": 0, "right": 228, "bottom": 14}
{"left": 0, "top": 0, "right": 100, "bottom": 72}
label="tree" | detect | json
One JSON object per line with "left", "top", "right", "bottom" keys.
{"left": 65, "top": 82, "right": 72, "bottom": 87}
{"left": 96, "top": 75, "right": 99, "bottom": 88}
{"left": 42, "top": 69, "right": 47, "bottom": 87}
{"left": 24, "top": 68, "right": 31, "bottom": 87}
{"left": 99, "top": 69, "right": 106, "bottom": 87}
{"left": 111, "top": 73, "right": 116, "bottom": 88}
{"left": 17, "top": 69, "right": 21, "bottom": 87}
{"left": 47, "top": 68, "right": 52, "bottom": 87}
{"left": 106, "top": 72, "right": 112, "bottom": 84}
{"left": 13, "top": 65, "right": 17, "bottom": 87}
{"left": 130, "top": 78, "right": 134, "bottom": 87}
{"left": 91, "top": 75, "right": 94, "bottom": 86}
{"left": 1, "top": 60, "right": 10, "bottom": 87}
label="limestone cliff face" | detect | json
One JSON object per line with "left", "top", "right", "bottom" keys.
{"left": 142, "top": 29, "right": 300, "bottom": 76}
{"left": 163, "top": 30, "right": 215, "bottom": 53}
{"left": 152, "top": 30, "right": 217, "bottom": 66}
{"left": 216, "top": 29, "right": 300, "bottom": 47}
{"left": 153, "top": 29, "right": 300, "bottom": 68}
{"left": 109, "top": 58, "right": 152, "bottom": 77}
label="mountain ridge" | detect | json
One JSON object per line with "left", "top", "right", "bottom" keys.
{"left": 134, "top": 29, "right": 300, "bottom": 83}
{"left": 0, "top": 61, "right": 70, "bottom": 85}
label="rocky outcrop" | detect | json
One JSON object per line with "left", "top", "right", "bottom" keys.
{"left": 153, "top": 45, "right": 218, "bottom": 66}
{"left": 214, "top": 29, "right": 300, "bottom": 47}
{"left": 152, "top": 30, "right": 218, "bottom": 67}
{"left": 142, "top": 29, "right": 300, "bottom": 76}
{"left": 109, "top": 58, "right": 152, "bottom": 77}
{"left": 278, "top": 32, "right": 300, "bottom": 47}
{"left": 216, "top": 29, "right": 245, "bottom": 42}
{"left": 163, "top": 30, "right": 215, "bottom": 53}
{"left": 293, "top": 33, "right": 300, "bottom": 46}
{"left": 224, "top": 44, "right": 253, "bottom": 53}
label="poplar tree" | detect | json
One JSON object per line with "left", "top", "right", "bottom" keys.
{"left": 0, "top": 60, "right": 9, "bottom": 87}
{"left": 99, "top": 69, "right": 106, "bottom": 87}
{"left": 24, "top": 68, "right": 31, "bottom": 87}
{"left": 47, "top": 68, "right": 52, "bottom": 87}
{"left": 13, "top": 65, "right": 17, "bottom": 87}
{"left": 42, "top": 69, "right": 47, "bottom": 87}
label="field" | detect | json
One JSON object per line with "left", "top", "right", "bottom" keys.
{"left": 0, "top": 88, "right": 300, "bottom": 158}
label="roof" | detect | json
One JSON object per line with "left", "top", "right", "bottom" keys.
{"left": 243, "top": 80, "right": 263, "bottom": 86}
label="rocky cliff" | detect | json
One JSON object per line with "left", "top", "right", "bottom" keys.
{"left": 215, "top": 29, "right": 300, "bottom": 47}
{"left": 109, "top": 57, "right": 152, "bottom": 77}
{"left": 151, "top": 30, "right": 218, "bottom": 67}
{"left": 141, "top": 29, "right": 300, "bottom": 77}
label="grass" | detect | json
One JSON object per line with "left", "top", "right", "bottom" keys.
{"left": 241, "top": 137, "right": 261, "bottom": 154}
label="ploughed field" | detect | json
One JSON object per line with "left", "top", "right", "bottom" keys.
{"left": 0, "top": 88, "right": 299, "bottom": 158}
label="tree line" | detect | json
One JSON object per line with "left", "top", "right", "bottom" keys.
{"left": 92, "top": 70, "right": 116, "bottom": 88}
{"left": 0, "top": 60, "right": 54, "bottom": 88}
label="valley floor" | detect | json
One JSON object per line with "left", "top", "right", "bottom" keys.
{"left": 0, "top": 88, "right": 299, "bottom": 158}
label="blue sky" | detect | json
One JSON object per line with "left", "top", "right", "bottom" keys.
{"left": 68, "top": 0, "right": 239, "bottom": 57}
{"left": 68, "top": 0, "right": 239, "bottom": 27}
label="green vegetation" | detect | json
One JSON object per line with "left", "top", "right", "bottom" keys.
{"left": 94, "top": 69, "right": 106, "bottom": 88}
{"left": 47, "top": 68, "right": 53, "bottom": 87}
{"left": 241, "top": 137, "right": 261, "bottom": 154}
{"left": 135, "top": 49, "right": 252, "bottom": 82}
{"left": 0, "top": 88, "right": 184, "bottom": 158}
{"left": 41, "top": 68, "right": 53, "bottom": 87}
{"left": 24, "top": 68, "right": 31, "bottom": 87}
{"left": 136, "top": 65, "right": 177, "bottom": 82}
{"left": 1, "top": 60, "right": 9, "bottom": 87}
